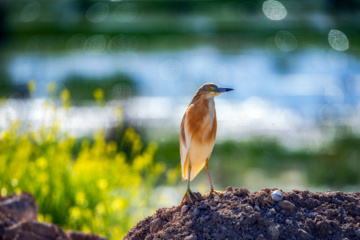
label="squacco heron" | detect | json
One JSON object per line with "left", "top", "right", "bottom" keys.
{"left": 180, "top": 83, "right": 233, "bottom": 204}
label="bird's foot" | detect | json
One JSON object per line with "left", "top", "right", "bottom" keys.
{"left": 209, "top": 188, "right": 224, "bottom": 195}
{"left": 180, "top": 189, "right": 199, "bottom": 206}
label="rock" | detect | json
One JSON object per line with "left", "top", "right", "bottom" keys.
{"left": 268, "top": 224, "right": 280, "bottom": 240}
{"left": 225, "top": 186, "right": 233, "bottom": 193}
{"left": 181, "top": 205, "right": 189, "bottom": 213}
{"left": 234, "top": 188, "right": 250, "bottom": 197}
{"left": 271, "top": 190, "right": 283, "bottom": 202}
{"left": 194, "top": 208, "right": 200, "bottom": 215}
{"left": 150, "top": 218, "right": 163, "bottom": 233}
{"left": 0, "top": 192, "right": 107, "bottom": 240}
{"left": 197, "top": 203, "right": 209, "bottom": 210}
{"left": 269, "top": 208, "right": 276, "bottom": 215}
{"left": 184, "top": 234, "right": 197, "bottom": 240}
{"left": 0, "top": 192, "right": 38, "bottom": 222}
{"left": 2, "top": 221, "right": 68, "bottom": 240}
{"left": 355, "top": 229, "right": 360, "bottom": 237}
{"left": 278, "top": 200, "right": 295, "bottom": 210}
{"left": 67, "top": 231, "right": 107, "bottom": 240}
{"left": 297, "top": 229, "right": 314, "bottom": 240}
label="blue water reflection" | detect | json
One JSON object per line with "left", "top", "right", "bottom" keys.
{"left": 8, "top": 47, "right": 360, "bottom": 119}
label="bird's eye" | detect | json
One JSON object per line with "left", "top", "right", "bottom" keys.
{"left": 208, "top": 87, "right": 214, "bottom": 92}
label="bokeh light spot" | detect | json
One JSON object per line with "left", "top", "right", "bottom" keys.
{"left": 108, "top": 35, "right": 139, "bottom": 52}
{"left": 262, "top": 0, "right": 287, "bottom": 21}
{"left": 20, "top": 2, "right": 41, "bottom": 22}
{"left": 274, "top": 31, "right": 298, "bottom": 52}
{"left": 328, "top": 29, "right": 349, "bottom": 51}
{"left": 86, "top": 3, "right": 109, "bottom": 23}
{"left": 66, "top": 34, "right": 87, "bottom": 51}
{"left": 115, "top": 3, "right": 138, "bottom": 22}
{"left": 84, "top": 35, "right": 107, "bottom": 55}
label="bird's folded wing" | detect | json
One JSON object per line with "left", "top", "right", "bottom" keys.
{"left": 180, "top": 113, "right": 191, "bottom": 180}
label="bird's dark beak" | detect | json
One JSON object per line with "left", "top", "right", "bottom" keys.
{"left": 216, "top": 87, "right": 234, "bottom": 93}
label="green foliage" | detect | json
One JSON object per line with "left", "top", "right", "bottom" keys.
{"left": 155, "top": 133, "right": 360, "bottom": 190}
{"left": 60, "top": 73, "right": 137, "bottom": 104}
{"left": 0, "top": 101, "right": 163, "bottom": 239}
{"left": 309, "top": 126, "right": 360, "bottom": 187}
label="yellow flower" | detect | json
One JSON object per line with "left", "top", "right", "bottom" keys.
{"left": 75, "top": 191, "right": 88, "bottom": 206}
{"left": 106, "top": 141, "right": 117, "bottom": 154}
{"left": 1, "top": 187, "right": 7, "bottom": 196}
{"left": 11, "top": 178, "right": 18, "bottom": 187}
{"left": 60, "top": 89, "right": 70, "bottom": 101}
{"left": 97, "top": 178, "right": 108, "bottom": 190}
{"left": 35, "top": 157, "right": 48, "bottom": 169}
{"left": 28, "top": 79, "right": 36, "bottom": 96}
{"left": 60, "top": 89, "right": 71, "bottom": 110}
{"left": 0, "top": 97, "right": 6, "bottom": 106}
{"left": 70, "top": 207, "right": 81, "bottom": 220}
{"left": 93, "top": 88, "right": 104, "bottom": 101}
{"left": 1, "top": 131, "right": 10, "bottom": 140}
{"left": 114, "top": 106, "right": 123, "bottom": 118}
{"left": 111, "top": 198, "right": 126, "bottom": 211}
{"left": 95, "top": 203, "right": 106, "bottom": 216}
{"left": 47, "top": 82, "right": 56, "bottom": 94}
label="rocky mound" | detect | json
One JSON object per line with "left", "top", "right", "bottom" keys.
{"left": 0, "top": 192, "right": 106, "bottom": 240}
{"left": 124, "top": 187, "right": 360, "bottom": 240}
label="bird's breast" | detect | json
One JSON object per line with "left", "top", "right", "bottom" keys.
{"left": 186, "top": 97, "right": 217, "bottom": 144}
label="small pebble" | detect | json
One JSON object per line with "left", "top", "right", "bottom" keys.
{"left": 285, "top": 219, "right": 292, "bottom": 225}
{"left": 278, "top": 200, "right": 295, "bottom": 210}
{"left": 271, "top": 190, "right": 283, "bottom": 202}
{"left": 298, "top": 229, "right": 314, "bottom": 240}
{"left": 243, "top": 233, "right": 254, "bottom": 239}
{"left": 269, "top": 208, "right": 276, "bottom": 215}
{"left": 181, "top": 205, "right": 189, "bottom": 213}
{"left": 197, "top": 203, "right": 209, "bottom": 210}
{"left": 268, "top": 224, "right": 280, "bottom": 240}
{"left": 150, "top": 218, "right": 163, "bottom": 233}
{"left": 184, "top": 234, "right": 197, "bottom": 240}
{"left": 234, "top": 188, "right": 250, "bottom": 197}
{"left": 194, "top": 208, "right": 200, "bottom": 215}
{"left": 254, "top": 205, "right": 260, "bottom": 211}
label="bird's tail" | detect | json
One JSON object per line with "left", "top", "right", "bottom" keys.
{"left": 182, "top": 155, "right": 189, "bottom": 180}
{"left": 182, "top": 155, "right": 205, "bottom": 181}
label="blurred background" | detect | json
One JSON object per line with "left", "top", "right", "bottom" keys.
{"left": 0, "top": 0, "right": 360, "bottom": 238}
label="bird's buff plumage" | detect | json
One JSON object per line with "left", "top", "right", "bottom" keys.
{"left": 180, "top": 83, "right": 233, "bottom": 205}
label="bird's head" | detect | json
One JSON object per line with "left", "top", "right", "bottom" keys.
{"left": 198, "top": 83, "right": 234, "bottom": 98}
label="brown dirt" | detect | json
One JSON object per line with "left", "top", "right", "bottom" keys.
{"left": 0, "top": 192, "right": 106, "bottom": 240}
{"left": 124, "top": 187, "right": 360, "bottom": 240}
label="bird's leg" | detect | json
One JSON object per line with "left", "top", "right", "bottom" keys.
{"left": 180, "top": 161, "right": 198, "bottom": 206}
{"left": 205, "top": 158, "right": 215, "bottom": 193}
{"left": 205, "top": 158, "right": 222, "bottom": 195}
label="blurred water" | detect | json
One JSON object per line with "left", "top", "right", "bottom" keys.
{"left": 8, "top": 46, "right": 360, "bottom": 113}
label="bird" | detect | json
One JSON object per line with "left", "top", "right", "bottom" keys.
{"left": 180, "top": 83, "right": 233, "bottom": 205}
